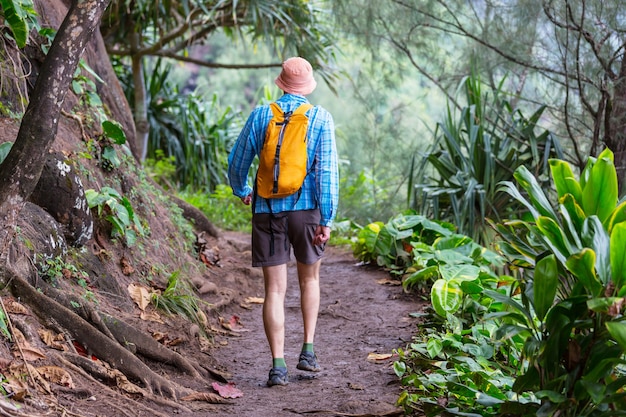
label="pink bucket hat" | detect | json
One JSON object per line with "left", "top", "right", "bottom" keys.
{"left": 274, "top": 57, "right": 317, "bottom": 95}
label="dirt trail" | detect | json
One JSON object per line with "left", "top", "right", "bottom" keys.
{"left": 204, "top": 237, "right": 422, "bottom": 417}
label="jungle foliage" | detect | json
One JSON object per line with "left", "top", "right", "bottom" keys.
{"left": 412, "top": 72, "right": 562, "bottom": 246}
{"left": 355, "top": 148, "right": 626, "bottom": 416}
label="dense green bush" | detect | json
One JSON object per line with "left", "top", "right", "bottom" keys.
{"left": 179, "top": 185, "right": 252, "bottom": 233}
{"left": 356, "top": 148, "right": 626, "bottom": 416}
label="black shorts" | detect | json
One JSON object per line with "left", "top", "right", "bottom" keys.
{"left": 251, "top": 209, "right": 325, "bottom": 267}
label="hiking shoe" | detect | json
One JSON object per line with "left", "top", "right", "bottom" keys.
{"left": 296, "top": 351, "right": 321, "bottom": 372}
{"left": 267, "top": 366, "right": 288, "bottom": 386}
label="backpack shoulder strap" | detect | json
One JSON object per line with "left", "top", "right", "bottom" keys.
{"left": 293, "top": 103, "right": 313, "bottom": 115}
{"left": 269, "top": 102, "right": 283, "bottom": 118}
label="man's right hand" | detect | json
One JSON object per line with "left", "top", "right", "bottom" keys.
{"left": 240, "top": 193, "right": 252, "bottom": 205}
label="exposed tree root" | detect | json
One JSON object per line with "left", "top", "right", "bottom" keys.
{"left": 171, "top": 194, "right": 221, "bottom": 238}
{"left": 53, "top": 352, "right": 186, "bottom": 417}
{"left": 40, "top": 282, "right": 213, "bottom": 383}
{"left": 7, "top": 270, "right": 188, "bottom": 399}
{"left": 100, "top": 313, "right": 205, "bottom": 379}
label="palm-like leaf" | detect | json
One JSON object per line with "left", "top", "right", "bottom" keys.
{"left": 413, "top": 71, "right": 560, "bottom": 246}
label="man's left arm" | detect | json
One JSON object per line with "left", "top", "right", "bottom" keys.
{"left": 316, "top": 111, "right": 339, "bottom": 228}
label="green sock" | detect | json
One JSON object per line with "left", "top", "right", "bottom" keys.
{"left": 302, "top": 343, "right": 314, "bottom": 353}
{"left": 273, "top": 358, "right": 286, "bottom": 368}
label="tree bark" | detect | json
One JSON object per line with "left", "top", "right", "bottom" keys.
{"left": 607, "top": 40, "right": 626, "bottom": 196}
{"left": 130, "top": 31, "right": 150, "bottom": 161}
{"left": 0, "top": 0, "right": 111, "bottom": 255}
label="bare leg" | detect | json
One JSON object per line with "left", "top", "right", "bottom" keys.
{"left": 262, "top": 264, "right": 288, "bottom": 360}
{"left": 297, "top": 260, "right": 321, "bottom": 345}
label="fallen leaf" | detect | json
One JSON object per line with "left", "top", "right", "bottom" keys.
{"left": 377, "top": 278, "right": 401, "bottom": 286}
{"left": 367, "top": 352, "right": 394, "bottom": 362}
{"left": 168, "top": 337, "right": 184, "bottom": 346}
{"left": 2, "top": 372, "right": 28, "bottom": 401}
{"left": 73, "top": 341, "right": 97, "bottom": 361}
{"left": 151, "top": 331, "right": 167, "bottom": 343}
{"left": 128, "top": 283, "right": 151, "bottom": 311}
{"left": 37, "top": 329, "right": 67, "bottom": 351}
{"left": 140, "top": 310, "right": 164, "bottom": 323}
{"left": 198, "top": 245, "right": 221, "bottom": 267}
{"left": 36, "top": 366, "right": 74, "bottom": 388}
{"left": 220, "top": 315, "right": 247, "bottom": 332}
{"left": 244, "top": 296, "right": 264, "bottom": 304}
{"left": 197, "top": 309, "right": 208, "bottom": 327}
{"left": 181, "top": 391, "right": 227, "bottom": 403}
{"left": 12, "top": 329, "right": 46, "bottom": 361}
{"left": 120, "top": 256, "right": 135, "bottom": 275}
{"left": 114, "top": 372, "right": 144, "bottom": 395}
{"left": 211, "top": 382, "right": 243, "bottom": 399}
{"left": 4, "top": 300, "right": 28, "bottom": 315}
{"left": 22, "top": 363, "right": 51, "bottom": 394}
{"left": 348, "top": 382, "right": 364, "bottom": 390}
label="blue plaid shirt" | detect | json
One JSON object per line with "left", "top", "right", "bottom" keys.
{"left": 228, "top": 94, "right": 339, "bottom": 227}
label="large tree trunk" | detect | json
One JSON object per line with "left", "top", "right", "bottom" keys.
{"left": 607, "top": 39, "right": 626, "bottom": 196}
{"left": 0, "top": 0, "right": 111, "bottom": 257}
{"left": 130, "top": 31, "right": 151, "bottom": 161}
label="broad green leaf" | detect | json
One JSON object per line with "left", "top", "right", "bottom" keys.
{"left": 392, "top": 361, "right": 406, "bottom": 377}
{"left": 607, "top": 201, "right": 626, "bottom": 234}
{"left": 580, "top": 156, "right": 597, "bottom": 190}
{"left": 587, "top": 297, "right": 623, "bottom": 313}
{"left": 610, "top": 222, "right": 626, "bottom": 289}
{"left": 494, "top": 323, "right": 531, "bottom": 340}
{"left": 0, "top": 141, "right": 13, "bottom": 164}
{"left": 558, "top": 199, "right": 583, "bottom": 251}
{"left": 535, "top": 390, "right": 567, "bottom": 403}
{"left": 446, "top": 313, "right": 463, "bottom": 335}
{"left": 110, "top": 202, "right": 130, "bottom": 226}
{"left": 549, "top": 159, "right": 582, "bottom": 203}
{"left": 484, "top": 289, "right": 533, "bottom": 323}
{"left": 606, "top": 321, "right": 626, "bottom": 351}
{"left": 512, "top": 366, "right": 540, "bottom": 393}
{"left": 106, "top": 215, "right": 124, "bottom": 236}
{"left": 580, "top": 382, "right": 606, "bottom": 409}
{"left": 439, "top": 264, "right": 480, "bottom": 282}
{"left": 402, "top": 265, "right": 439, "bottom": 290}
{"left": 433, "top": 248, "right": 474, "bottom": 265}
{"left": 582, "top": 149, "right": 617, "bottom": 224}
{"left": 358, "top": 222, "right": 382, "bottom": 254}
{"left": 582, "top": 217, "right": 611, "bottom": 285}
{"left": 498, "top": 181, "right": 540, "bottom": 220}
{"left": 0, "top": 0, "right": 30, "bottom": 48}
{"left": 583, "top": 347, "right": 624, "bottom": 382}
{"left": 566, "top": 249, "right": 603, "bottom": 296}
{"left": 102, "top": 146, "right": 121, "bottom": 168}
{"left": 460, "top": 280, "right": 483, "bottom": 294}
{"left": 513, "top": 165, "right": 557, "bottom": 220}
{"left": 85, "top": 189, "right": 104, "bottom": 210}
{"left": 536, "top": 216, "right": 574, "bottom": 263}
{"left": 534, "top": 255, "right": 558, "bottom": 321}
{"left": 559, "top": 194, "right": 586, "bottom": 235}
{"left": 433, "top": 234, "right": 472, "bottom": 250}
{"left": 431, "top": 279, "right": 462, "bottom": 316}
{"left": 100, "top": 186, "right": 122, "bottom": 199}
{"left": 426, "top": 338, "right": 443, "bottom": 358}
{"left": 374, "top": 225, "right": 394, "bottom": 258}
{"left": 102, "top": 120, "right": 127, "bottom": 144}
{"left": 0, "top": 308, "right": 11, "bottom": 340}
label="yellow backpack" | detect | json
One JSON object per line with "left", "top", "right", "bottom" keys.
{"left": 256, "top": 102, "right": 313, "bottom": 199}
